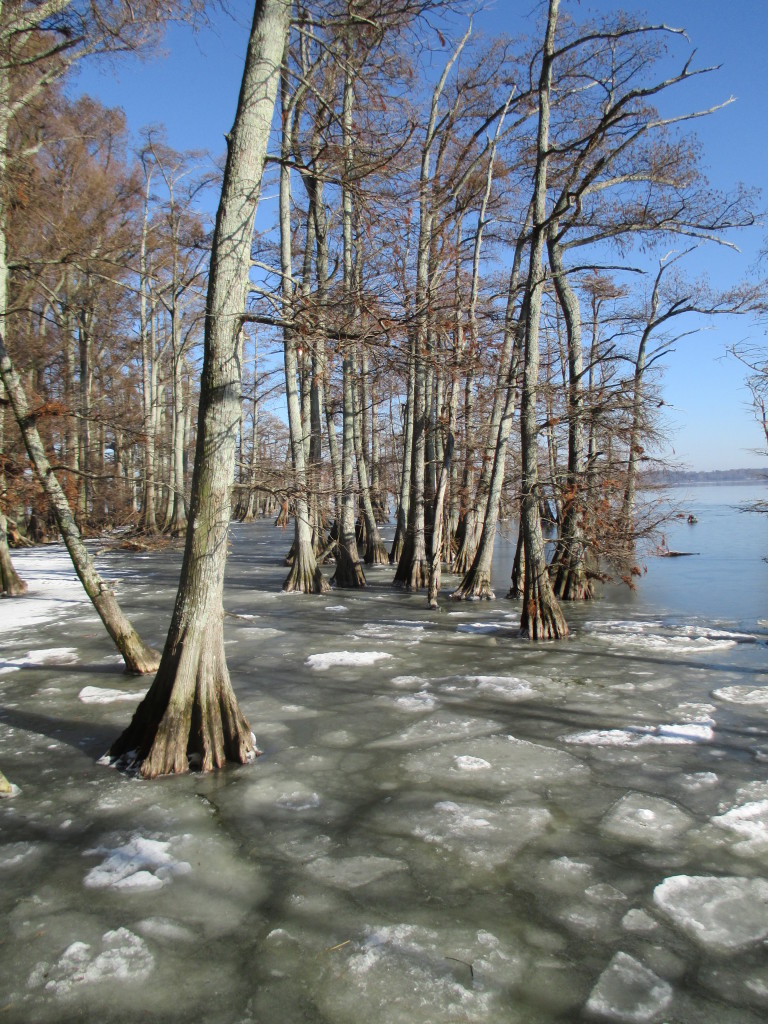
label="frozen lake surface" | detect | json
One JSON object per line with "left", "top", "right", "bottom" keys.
{"left": 1, "top": 487, "right": 767, "bottom": 1023}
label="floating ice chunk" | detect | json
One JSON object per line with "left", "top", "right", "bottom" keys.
{"left": 653, "top": 875, "right": 768, "bottom": 951}
{"left": 369, "top": 713, "right": 497, "bottom": 750}
{"left": 83, "top": 835, "right": 191, "bottom": 890}
{"left": 456, "top": 621, "right": 508, "bottom": 634}
{"left": 390, "top": 675, "right": 424, "bottom": 688}
{"left": 713, "top": 685, "right": 768, "bottom": 707}
{"left": 315, "top": 922, "right": 521, "bottom": 1024}
{"left": 413, "top": 800, "right": 552, "bottom": 867}
{"left": 711, "top": 800, "right": 768, "bottom": 856}
{"left": 306, "top": 855, "right": 407, "bottom": 889}
{"left": 564, "top": 720, "right": 713, "bottom": 747}
{"left": 535, "top": 857, "right": 593, "bottom": 896}
{"left": 453, "top": 755, "right": 492, "bottom": 771}
{"left": 465, "top": 675, "right": 536, "bottom": 701}
{"left": 585, "top": 951, "right": 672, "bottom": 1023}
{"left": 601, "top": 793, "right": 693, "bottom": 849}
{"left": 135, "top": 917, "right": 197, "bottom": 943}
{"left": 393, "top": 691, "right": 436, "bottom": 712}
{"left": 584, "top": 619, "right": 744, "bottom": 654}
{"left": 404, "top": 735, "right": 587, "bottom": 791}
{"left": 276, "top": 789, "right": 320, "bottom": 811}
{"left": 621, "top": 909, "right": 659, "bottom": 934}
{"left": 0, "top": 841, "right": 40, "bottom": 867}
{"left": 78, "top": 685, "right": 147, "bottom": 704}
{"left": 28, "top": 927, "right": 153, "bottom": 996}
{"left": 305, "top": 651, "right": 393, "bottom": 671}
{"left": 585, "top": 883, "right": 628, "bottom": 904}
{"left": 679, "top": 771, "right": 719, "bottom": 791}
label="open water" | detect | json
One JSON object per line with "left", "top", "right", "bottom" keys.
{"left": 0, "top": 484, "right": 767, "bottom": 1023}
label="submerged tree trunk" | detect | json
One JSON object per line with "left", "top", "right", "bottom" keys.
{"left": 108, "top": 0, "right": 290, "bottom": 776}
{"left": 0, "top": 510, "right": 26, "bottom": 595}
{"left": 0, "top": 334, "right": 160, "bottom": 670}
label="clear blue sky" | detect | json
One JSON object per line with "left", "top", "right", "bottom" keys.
{"left": 71, "top": 0, "right": 768, "bottom": 472}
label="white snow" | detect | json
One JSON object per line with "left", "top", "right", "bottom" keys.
{"left": 83, "top": 835, "right": 192, "bottom": 891}
{"left": 453, "top": 755, "right": 492, "bottom": 771}
{"left": 78, "top": 685, "right": 147, "bottom": 704}
{"left": 585, "top": 951, "right": 672, "bottom": 1023}
{"left": 27, "top": 928, "right": 153, "bottom": 996}
{"left": 653, "top": 875, "right": 768, "bottom": 951}
{"left": 564, "top": 721, "right": 714, "bottom": 747}
{"left": 456, "top": 621, "right": 509, "bottom": 634}
{"left": 305, "top": 650, "right": 393, "bottom": 671}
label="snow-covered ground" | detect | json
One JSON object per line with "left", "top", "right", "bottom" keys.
{"left": 1, "top": 519, "right": 768, "bottom": 1024}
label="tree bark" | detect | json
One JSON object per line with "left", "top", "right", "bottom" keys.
{"left": 108, "top": 0, "right": 291, "bottom": 775}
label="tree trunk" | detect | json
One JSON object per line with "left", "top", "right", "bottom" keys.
{"left": 0, "top": 334, "right": 160, "bottom": 671}
{"left": 519, "top": 0, "right": 568, "bottom": 641}
{"left": 108, "top": 0, "right": 291, "bottom": 776}
{"left": 0, "top": 511, "right": 26, "bottom": 595}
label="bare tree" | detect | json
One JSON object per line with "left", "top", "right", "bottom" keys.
{"left": 108, "top": 0, "right": 291, "bottom": 778}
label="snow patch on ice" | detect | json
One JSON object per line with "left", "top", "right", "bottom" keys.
{"left": 83, "top": 834, "right": 192, "bottom": 891}
{"left": 78, "top": 685, "right": 147, "bottom": 704}
{"left": 714, "top": 685, "right": 768, "bottom": 707}
{"left": 27, "top": 927, "right": 153, "bottom": 996}
{"left": 564, "top": 720, "right": 714, "bottom": 747}
{"left": 306, "top": 650, "right": 393, "bottom": 671}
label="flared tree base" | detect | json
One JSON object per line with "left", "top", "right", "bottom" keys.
{"left": 0, "top": 561, "right": 27, "bottom": 596}
{"left": 283, "top": 542, "right": 330, "bottom": 593}
{"left": 520, "top": 585, "right": 569, "bottom": 640}
{"left": 0, "top": 514, "right": 27, "bottom": 596}
{"left": 364, "top": 539, "right": 389, "bottom": 566}
{"left": 552, "top": 568, "right": 594, "bottom": 602}
{"left": 389, "top": 532, "right": 404, "bottom": 565}
{"left": 393, "top": 556, "right": 429, "bottom": 591}
{"left": 331, "top": 543, "right": 366, "bottom": 588}
{"left": 107, "top": 619, "right": 257, "bottom": 778}
{"left": 121, "top": 637, "right": 162, "bottom": 675}
{"left": 451, "top": 567, "right": 495, "bottom": 601}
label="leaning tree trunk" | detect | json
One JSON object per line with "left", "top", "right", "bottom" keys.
{"left": 519, "top": 0, "right": 568, "bottom": 641}
{"left": 0, "top": 334, "right": 160, "bottom": 671}
{"left": 108, "top": 0, "right": 291, "bottom": 776}
{"left": 0, "top": 510, "right": 26, "bottom": 595}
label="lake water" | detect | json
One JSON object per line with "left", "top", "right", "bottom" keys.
{"left": 0, "top": 484, "right": 767, "bottom": 1023}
